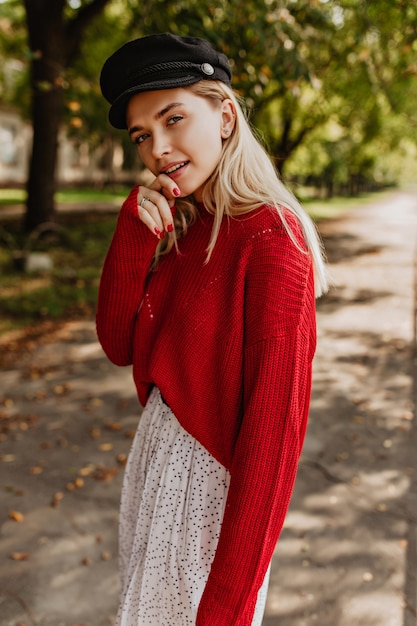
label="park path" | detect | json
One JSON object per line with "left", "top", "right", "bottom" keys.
{"left": 0, "top": 189, "right": 417, "bottom": 626}
{"left": 265, "top": 188, "right": 417, "bottom": 626}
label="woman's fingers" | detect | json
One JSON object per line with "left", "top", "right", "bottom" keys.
{"left": 137, "top": 195, "right": 164, "bottom": 238}
{"left": 137, "top": 175, "right": 179, "bottom": 238}
{"left": 149, "top": 173, "right": 180, "bottom": 206}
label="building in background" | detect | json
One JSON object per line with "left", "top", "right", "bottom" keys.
{"left": 0, "top": 106, "right": 138, "bottom": 188}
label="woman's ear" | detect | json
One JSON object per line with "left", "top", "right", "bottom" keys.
{"left": 220, "top": 99, "right": 236, "bottom": 138}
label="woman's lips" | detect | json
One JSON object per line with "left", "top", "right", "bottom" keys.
{"left": 163, "top": 161, "right": 189, "bottom": 180}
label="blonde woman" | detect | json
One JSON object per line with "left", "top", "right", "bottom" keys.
{"left": 97, "top": 33, "right": 327, "bottom": 626}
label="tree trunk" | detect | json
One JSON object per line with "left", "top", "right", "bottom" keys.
{"left": 23, "top": 0, "right": 112, "bottom": 232}
{"left": 24, "top": 53, "right": 64, "bottom": 231}
{"left": 23, "top": 0, "right": 66, "bottom": 232}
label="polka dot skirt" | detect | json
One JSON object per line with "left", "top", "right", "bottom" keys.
{"left": 115, "top": 387, "right": 270, "bottom": 625}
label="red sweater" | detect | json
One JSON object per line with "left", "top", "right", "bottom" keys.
{"left": 96, "top": 186, "right": 317, "bottom": 626}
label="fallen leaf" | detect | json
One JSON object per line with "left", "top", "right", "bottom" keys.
{"left": 30, "top": 466, "right": 43, "bottom": 475}
{"left": 80, "top": 556, "right": 92, "bottom": 566}
{"left": 105, "top": 421, "right": 122, "bottom": 431}
{"left": 40, "top": 441, "right": 53, "bottom": 449}
{"left": 89, "top": 427, "right": 101, "bottom": 439}
{"left": 2, "top": 454, "right": 16, "bottom": 462}
{"left": 98, "top": 443, "right": 113, "bottom": 452}
{"left": 10, "top": 552, "right": 29, "bottom": 561}
{"left": 9, "top": 511, "right": 24, "bottom": 522}
{"left": 92, "top": 466, "right": 118, "bottom": 481}
{"left": 53, "top": 384, "right": 69, "bottom": 395}
{"left": 51, "top": 492, "right": 64, "bottom": 507}
{"left": 78, "top": 464, "right": 95, "bottom": 476}
{"left": 101, "top": 550, "right": 111, "bottom": 561}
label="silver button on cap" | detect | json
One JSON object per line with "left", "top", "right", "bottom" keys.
{"left": 201, "top": 63, "right": 215, "bottom": 76}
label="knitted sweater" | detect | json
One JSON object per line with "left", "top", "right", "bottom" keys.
{"left": 96, "top": 186, "right": 317, "bottom": 626}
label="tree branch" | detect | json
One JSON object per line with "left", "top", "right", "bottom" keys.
{"left": 65, "top": 0, "right": 113, "bottom": 62}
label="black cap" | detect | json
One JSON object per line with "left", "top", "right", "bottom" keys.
{"left": 100, "top": 33, "right": 232, "bottom": 129}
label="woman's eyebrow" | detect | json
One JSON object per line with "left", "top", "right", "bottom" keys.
{"left": 128, "top": 102, "right": 184, "bottom": 136}
{"left": 155, "top": 102, "right": 184, "bottom": 119}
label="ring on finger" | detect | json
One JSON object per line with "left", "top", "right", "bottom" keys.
{"left": 140, "top": 196, "right": 151, "bottom": 209}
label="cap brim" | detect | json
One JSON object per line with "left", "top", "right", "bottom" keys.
{"left": 109, "top": 74, "right": 202, "bottom": 129}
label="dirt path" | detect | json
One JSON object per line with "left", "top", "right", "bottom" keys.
{"left": 265, "top": 189, "right": 417, "bottom": 626}
{"left": 1, "top": 189, "right": 417, "bottom": 626}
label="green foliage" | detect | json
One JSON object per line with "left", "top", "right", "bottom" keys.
{"left": 0, "top": 0, "right": 30, "bottom": 113}
{"left": 282, "top": 0, "right": 417, "bottom": 191}
{"left": 0, "top": 0, "right": 416, "bottom": 192}
{"left": 0, "top": 212, "right": 117, "bottom": 329}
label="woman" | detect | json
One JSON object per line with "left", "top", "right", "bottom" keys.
{"left": 97, "top": 33, "right": 327, "bottom": 626}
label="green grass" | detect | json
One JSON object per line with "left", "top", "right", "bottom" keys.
{"left": 0, "top": 187, "right": 130, "bottom": 206}
{"left": 301, "top": 189, "right": 394, "bottom": 222}
{"left": 0, "top": 213, "right": 117, "bottom": 333}
{"left": 55, "top": 187, "right": 130, "bottom": 204}
{"left": 0, "top": 189, "right": 26, "bottom": 205}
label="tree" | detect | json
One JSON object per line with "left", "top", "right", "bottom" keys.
{"left": 22, "top": 0, "right": 112, "bottom": 231}
{"left": 284, "top": 0, "right": 417, "bottom": 192}
{"left": 1, "top": 0, "right": 416, "bottom": 224}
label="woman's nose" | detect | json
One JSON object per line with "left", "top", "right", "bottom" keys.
{"left": 151, "top": 132, "right": 171, "bottom": 160}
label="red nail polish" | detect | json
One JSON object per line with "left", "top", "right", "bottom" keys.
{"left": 173, "top": 188, "right": 180, "bottom": 197}
{"left": 167, "top": 224, "right": 174, "bottom": 233}
{"left": 154, "top": 227, "right": 161, "bottom": 236}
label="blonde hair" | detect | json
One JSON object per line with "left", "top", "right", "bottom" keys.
{"left": 154, "top": 80, "right": 328, "bottom": 297}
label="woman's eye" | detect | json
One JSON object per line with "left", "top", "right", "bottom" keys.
{"left": 133, "top": 133, "right": 149, "bottom": 145}
{"left": 167, "top": 115, "right": 183, "bottom": 126}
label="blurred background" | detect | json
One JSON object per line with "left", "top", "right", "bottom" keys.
{"left": 0, "top": 0, "right": 416, "bottom": 336}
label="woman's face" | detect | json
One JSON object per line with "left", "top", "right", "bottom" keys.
{"left": 126, "top": 87, "right": 234, "bottom": 201}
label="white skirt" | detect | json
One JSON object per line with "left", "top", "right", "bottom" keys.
{"left": 115, "top": 387, "right": 269, "bottom": 626}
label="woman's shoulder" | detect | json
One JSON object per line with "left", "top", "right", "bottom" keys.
{"left": 233, "top": 203, "right": 306, "bottom": 249}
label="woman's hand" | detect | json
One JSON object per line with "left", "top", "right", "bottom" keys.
{"left": 137, "top": 174, "right": 180, "bottom": 239}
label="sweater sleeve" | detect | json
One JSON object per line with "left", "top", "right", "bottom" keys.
{"left": 196, "top": 225, "right": 316, "bottom": 626}
{"left": 96, "top": 186, "right": 158, "bottom": 366}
